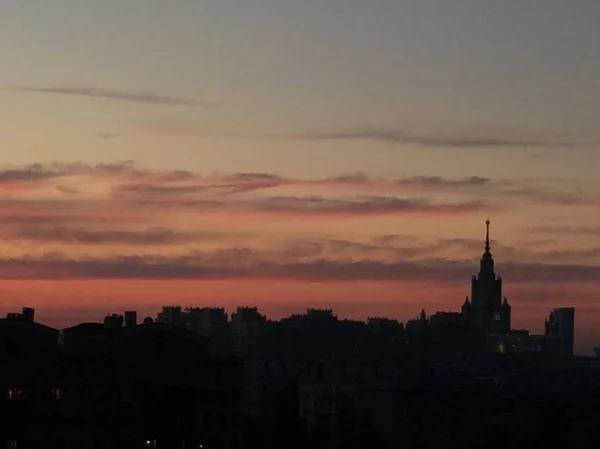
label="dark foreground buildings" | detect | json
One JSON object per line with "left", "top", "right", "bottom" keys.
{"left": 0, "top": 221, "right": 593, "bottom": 449}
{"left": 0, "top": 310, "right": 242, "bottom": 449}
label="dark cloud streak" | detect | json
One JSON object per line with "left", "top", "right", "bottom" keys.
{"left": 297, "top": 126, "right": 574, "bottom": 148}
{"left": 526, "top": 225, "right": 600, "bottom": 237}
{"left": 253, "top": 196, "right": 492, "bottom": 215}
{"left": 13, "top": 226, "right": 215, "bottom": 246}
{"left": 397, "top": 175, "right": 492, "bottom": 188}
{"left": 5, "top": 85, "right": 200, "bottom": 107}
{"left": 120, "top": 194, "right": 495, "bottom": 217}
{"left": 2, "top": 252, "right": 599, "bottom": 285}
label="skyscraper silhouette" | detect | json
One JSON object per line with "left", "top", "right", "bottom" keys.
{"left": 468, "top": 220, "right": 511, "bottom": 334}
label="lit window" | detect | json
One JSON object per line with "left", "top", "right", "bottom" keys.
{"left": 52, "top": 388, "right": 63, "bottom": 400}
{"left": 7, "top": 389, "right": 21, "bottom": 400}
{"left": 145, "top": 440, "right": 157, "bottom": 449}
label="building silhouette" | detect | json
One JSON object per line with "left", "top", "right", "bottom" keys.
{"left": 124, "top": 311, "right": 138, "bottom": 328}
{"left": 231, "top": 307, "right": 266, "bottom": 359}
{"left": 156, "top": 306, "right": 233, "bottom": 356}
{"left": 5, "top": 307, "right": 35, "bottom": 323}
{"left": 155, "top": 305, "right": 185, "bottom": 328}
{"left": 545, "top": 307, "right": 575, "bottom": 357}
{"left": 0, "top": 310, "right": 243, "bottom": 449}
{"left": 463, "top": 220, "right": 511, "bottom": 335}
{"left": 186, "top": 307, "right": 231, "bottom": 357}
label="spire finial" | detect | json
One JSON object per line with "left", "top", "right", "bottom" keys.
{"left": 485, "top": 219, "right": 490, "bottom": 252}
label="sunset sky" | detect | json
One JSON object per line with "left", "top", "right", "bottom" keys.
{"left": 1, "top": 1, "right": 599, "bottom": 353}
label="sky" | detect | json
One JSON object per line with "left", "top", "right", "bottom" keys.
{"left": 0, "top": 1, "right": 599, "bottom": 353}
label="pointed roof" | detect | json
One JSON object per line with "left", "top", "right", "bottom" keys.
{"left": 479, "top": 219, "right": 495, "bottom": 277}
{"left": 485, "top": 219, "right": 491, "bottom": 253}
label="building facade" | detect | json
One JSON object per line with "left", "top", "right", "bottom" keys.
{"left": 231, "top": 307, "right": 266, "bottom": 360}
{"left": 545, "top": 307, "right": 575, "bottom": 356}
{"left": 0, "top": 313, "right": 243, "bottom": 449}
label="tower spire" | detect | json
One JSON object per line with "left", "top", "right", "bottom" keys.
{"left": 485, "top": 219, "right": 491, "bottom": 252}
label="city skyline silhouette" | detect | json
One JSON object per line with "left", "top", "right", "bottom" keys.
{"left": 2, "top": 2, "right": 600, "bottom": 353}
{"left": 2, "top": 3, "right": 600, "bottom": 447}
{"left": 0, "top": 219, "right": 583, "bottom": 354}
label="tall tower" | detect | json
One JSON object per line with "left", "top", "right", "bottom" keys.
{"left": 469, "top": 220, "right": 511, "bottom": 334}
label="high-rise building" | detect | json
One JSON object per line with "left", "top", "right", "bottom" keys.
{"left": 186, "top": 307, "right": 231, "bottom": 356}
{"left": 464, "top": 220, "right": 511, "bottom": 335}
{"left": 124, "top": 311, "right": 137, "bottom": 328}
{"left": 231, "top": 307, "right": 266, "bottom": 359}
{"left": 545, "top": 307, "right": 575, "bottom": 356}
{"left": 155, "top": 305, "right": 185, "bottom": 327}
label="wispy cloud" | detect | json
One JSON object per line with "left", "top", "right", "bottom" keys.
{"left": 0, "top": 161, "right": 583, "bottom": 194}
{"left": 0, "top": 161, "right": 174, "bottom": 184}
{"left": 111, "top": 171, "right": 594, "bottom": 209}
{"left": 11, "top": 226, "right": 218, "bottom": 246}
{"left": 295, "top": 126, "right": 577, "bottom": 148}
{"left": 501, "top": 186, "right": 595, "bottom": 206}
{"left": 526, "top": 225, "right": 600, "bottom": 237}
{"left": 112, "top": 172, "right": 287, "bottom": 200}
{"left": 0, "top": 161, "right": 595, "bottom": 235}
{"left": 0, "top": 160, "right": 594, "bottom": 281}
{"left": 110, "top": 187, "right": 496, "bottom": 217}
{"left": 0, "top": 161, "right": 595, "bottom": 214}
{"left": 3, "top": 249, "right": 599, "bottom": 284}
{"left": 4, "top": 85, "right": 200, "bottom": 107}
{"left": 393, "top": 175, "right": 594, "bottom": 206}
{"left": 397, "top": 175, "right": 492, "bottom": 188}
{"left": 0, "top": 213, "right": 92, "bottom": 226}
{"left": 0, "top": 165, "right": 62, "bottom": 183}
{"left": 238, "top": 196, "right": 493, "bottom": 217}
{"left": 0, "top": 179, "right": 595, "bottom": 285}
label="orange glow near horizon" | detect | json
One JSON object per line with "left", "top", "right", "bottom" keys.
{"left": 1, "top": 277, "right": 599, "bottom": 355}
{"left": 0, "top": 164, "right": 596, "bottom": 355}
{"left": 2, "top": 3, "right": 600, "bottom": 363}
